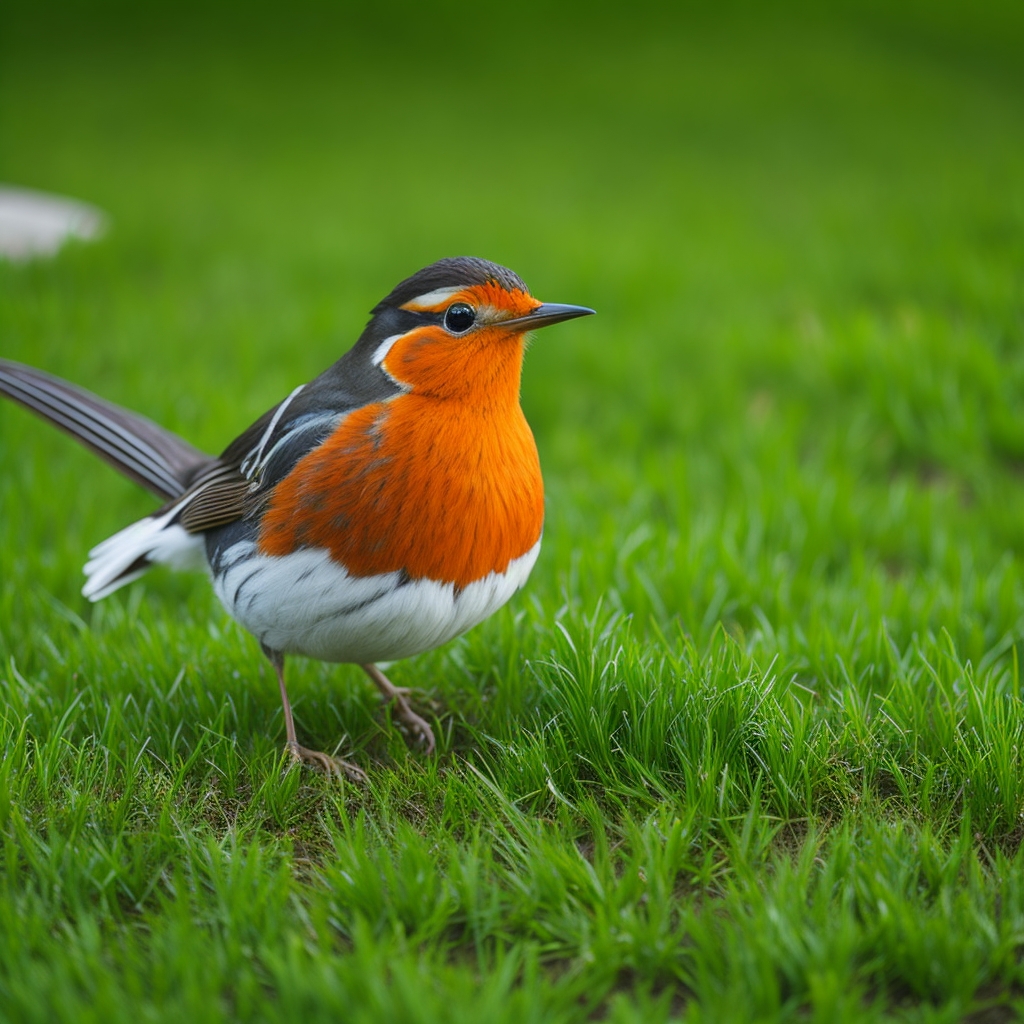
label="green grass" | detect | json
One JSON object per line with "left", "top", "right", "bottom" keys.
{"left": 3, "top": 2, "right": 1024, "bottom": 1020}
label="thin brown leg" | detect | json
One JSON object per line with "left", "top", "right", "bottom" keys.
{"left": 361, "top": 662, "right": 436, "bottom": 755}
{"left": 262, "top": 644, "right": 367, "bottom": 783}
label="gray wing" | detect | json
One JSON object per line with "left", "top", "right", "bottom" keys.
{"left": 2, "top": 303, "right": 409, "bottom": 533}
{"left": 172, "top": 340, "right": 404, "bottom": 533}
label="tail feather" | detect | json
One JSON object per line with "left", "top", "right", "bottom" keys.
{"left": 82, "top": 509, "right": 207, "bottom": 601}
{"left": 0, "top": 358, "right": 212, "bottom": 500}
{"left": 1, "top": 358, "right": 216, "bottom": 599}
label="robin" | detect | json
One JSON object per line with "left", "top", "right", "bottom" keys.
{"left": 0, "top": 256, "right": 594, "bottom": 778}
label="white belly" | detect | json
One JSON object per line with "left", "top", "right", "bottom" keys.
{"left": 211, "top": 538, "right": 541, "bottom": 663}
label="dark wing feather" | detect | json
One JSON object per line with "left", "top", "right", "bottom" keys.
{"left": 175, "top": 469, "right": 252, "bottom": 532}
{"left": 172, "top": 354, "right": 403, "bottom": 533}
{"left": 175, "top": 413, "right": 342, "bottom": 532}
{"left": 2, "top": 293, "right": 411, "bottom": 534}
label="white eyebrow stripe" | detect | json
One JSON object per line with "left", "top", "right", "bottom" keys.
{"left": 371, "top": 333, "right": 404, "bottom": 366}
{"left": 403, "top": 286, "right": 461, "bottom": 310}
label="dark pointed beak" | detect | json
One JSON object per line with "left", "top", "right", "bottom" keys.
{"left": 498, "top": 302, "right": 596, "bottom": 332}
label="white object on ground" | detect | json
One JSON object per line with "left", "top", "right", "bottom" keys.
{"left": 0, "top": 184, "right": 106, "bottom": 260}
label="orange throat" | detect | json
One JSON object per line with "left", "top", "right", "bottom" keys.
{"left": 257, "top": 341, "right": 544, "bottom": 589}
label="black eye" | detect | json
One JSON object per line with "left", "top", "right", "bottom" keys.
{"left": 444, "top": 303, "right": 476, "bottom": 334}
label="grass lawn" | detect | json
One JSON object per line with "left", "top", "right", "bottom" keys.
{"left": 3, "top": 2, "right": 1024, "bottom": 1020}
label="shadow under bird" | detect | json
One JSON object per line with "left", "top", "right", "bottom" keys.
{"left": 0, "top": 257, "right": 594, "bottom": 777}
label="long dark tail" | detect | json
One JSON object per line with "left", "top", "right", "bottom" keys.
{"left": 0, "top": 358, "right": 212, "bottom": 500}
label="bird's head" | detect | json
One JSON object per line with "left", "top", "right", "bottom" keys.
{"left": 356, "top": 256, "right": 594, "bottom": 402}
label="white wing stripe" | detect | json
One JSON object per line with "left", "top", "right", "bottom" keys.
{"left": 240, "top": 384, "right": 304, "bottom": 478}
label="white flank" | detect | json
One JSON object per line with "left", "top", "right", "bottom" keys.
{"left": 82, "top": 511, "right": 206, "bottom": 601}
{"left": 212, "top": 539, "right": 542, "bottom": 664}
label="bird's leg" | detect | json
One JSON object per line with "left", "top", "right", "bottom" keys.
{"left": 361, "top": 662, "right": 436, "bottom": 755}
{"left": 261, "top": 644, "right": 367, "bottom": 783}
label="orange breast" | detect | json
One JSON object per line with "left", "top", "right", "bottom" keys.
{"left": 256, "top": 394, "right": 544, "bottom": 588}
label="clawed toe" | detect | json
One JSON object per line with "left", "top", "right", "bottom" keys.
{"left": 388, "top": 693, "right": 436, "bottom": 755}
{"left": 286, "top": 741, "right": 368, "bottom": 784}
{"left": 361, "top": 662, "right": 437, "bottom": 755}
{"left": 265, "top": 646, "right": 367, "bottom": 782}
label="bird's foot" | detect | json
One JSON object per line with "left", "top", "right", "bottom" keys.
{"left": 285, "top": 741, "right": 368, "bottom": 784}
{"left": 361, "top": 663, "right": 437, "bottom": 754}
{"left": 385, "top": 690, "right": 436, "bottom": 755}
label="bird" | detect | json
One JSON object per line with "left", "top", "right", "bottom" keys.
{"left": 0, "top": 256, "right": 594, "bottom": 778}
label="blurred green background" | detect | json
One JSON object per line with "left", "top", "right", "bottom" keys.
{"left": 4, "top": 3, "right": 1024, "bottom": 1019}
{"left": 3, "top": 0, "right": 1024, "bottom": 659}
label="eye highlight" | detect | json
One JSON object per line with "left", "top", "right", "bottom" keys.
{"left": 443, "top": 303, "right": 476, "bottom": 334}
